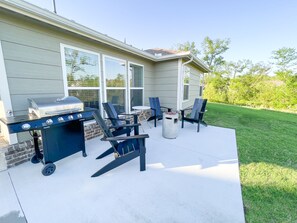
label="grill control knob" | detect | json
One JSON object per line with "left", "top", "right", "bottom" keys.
{"left": 58, "top": 117, "right": 64, "bottom": 122}
{"left": 68, "top": 115, "right": 74, "bottom": 120}
{"left": 77, "top": 114, "right": 82, "bottom": 118}
{"left": 46, "top": 119, "right": 53, "bottom": 125}
{"left": 21, "top": 123, "right": 31, "bottom": 130}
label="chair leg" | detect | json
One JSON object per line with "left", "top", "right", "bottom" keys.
{"left": 92, "top": 151, "right": 139, "bottom": 177}
{"left": 181, "top": 111, "right": 184, "bottom": 128}
{"left": 201, "top": 120, "right": 208, "bottom": 127}
{"left": 96, "top": 147, "right": 114, "bottom": 159}
{"left": 197, "top": 122, "right": 200, "bottom": 132}
{"left": 154, "top": 116, "right": 157, "bottom": 127}
{"left": 139, "top": 139, "right": 146, "bottom": 171}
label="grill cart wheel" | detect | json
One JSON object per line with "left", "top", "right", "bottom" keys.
{"left": 42, "top": 163, "right": 56, "bottom": 176}
{"left": 30, "top": 154, "right": 43, "bottom": 164}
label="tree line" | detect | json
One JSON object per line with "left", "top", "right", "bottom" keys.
{"left": 176, "top": 38, "right": 297, "bottom": 112}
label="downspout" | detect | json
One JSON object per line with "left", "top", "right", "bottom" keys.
{"left": 178, "top": 56, "right": 193, "bottom": 110}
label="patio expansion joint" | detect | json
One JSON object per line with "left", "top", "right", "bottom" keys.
{"left": 7, "top": 172, "right": 28, "bottom": 223}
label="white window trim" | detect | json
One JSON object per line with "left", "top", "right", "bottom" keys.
{"left": 68, "top": 87, "right": 100, "bottom": 90}
{"left": 182, "top": 66, "right": 190, "bottom": 102}
{"left": 60, "top": 43, "right": 102, "bottom": 111}
{"left": 128, "top": 62, "right": 144, "bottom": 113}
{"left": 102, "top": 54, "right": 128, "bottom": 113}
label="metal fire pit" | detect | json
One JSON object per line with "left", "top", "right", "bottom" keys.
{"left": 0, "top": 96, "right": 96, "bottom": 176}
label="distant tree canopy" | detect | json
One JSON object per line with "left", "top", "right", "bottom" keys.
{"left": 201, "top": 37, "right": 230, "bottom": 70}
{"left": 175, "top": 38, "right": 297, "bottom": 112}
{"left": 271, "top": 47, "right": 297, "bottom": 72}
{"left": 176, "top": 41, "right": 200, "bottom": 56}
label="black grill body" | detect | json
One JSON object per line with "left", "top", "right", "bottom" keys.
{"left": 0, "top": 108, "right": 96, "bottom": 175}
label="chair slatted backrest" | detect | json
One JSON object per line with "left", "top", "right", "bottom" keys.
{"left": 149, "top": 97, "right": 162, "bottom": 117}
{"left": 190, "top": 98, "right": 204, "bottom": 120}
{"left": 102, "top": 102, "right": 122, "bottom": 127}
{"left": 93, "top": 110, "right": 118, "bottom": 148}
{"left": 199, "top": 99, "right": 208, "bottom": 120}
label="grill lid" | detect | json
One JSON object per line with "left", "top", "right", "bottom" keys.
{"left": 28, "top": 96, "right": 84, "bottom": 118}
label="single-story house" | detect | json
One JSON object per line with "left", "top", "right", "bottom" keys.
{"left": 0, "top": 0, "right": 210, "bottom": 165}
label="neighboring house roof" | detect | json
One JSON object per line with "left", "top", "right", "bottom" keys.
{"left": 0, "top": 0, "right": 210, "bottom": 72}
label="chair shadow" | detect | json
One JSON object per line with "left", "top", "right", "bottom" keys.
{"left": 0, "top": 211, "right": 26, "bottom": 223}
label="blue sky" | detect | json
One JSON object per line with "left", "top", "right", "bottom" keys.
{"left": 25, "top": 0, "right": 297, "bottom": 64}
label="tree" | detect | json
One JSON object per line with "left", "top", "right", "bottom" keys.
{"left": 175, "top": 41, "right": 200, "bottom": 56}
{"left": 225, "top": 59, "right": 252, "bottom": 78}
{"left": 201, "top": 36, "right": 230, "bottom": 70}
{"left": 65, "top": 49, "right": 98, "bottom": 87}
{"left": 246, "top": 62, "right": 271, "bottom": 76}
{"left": 271, "top": 47, "right": 297, "bottom": 72}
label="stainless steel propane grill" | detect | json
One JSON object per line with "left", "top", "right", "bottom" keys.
{"left": 0, "top": 96, "right": 96, "bottom": 176}
{"left": 28, "top": 96, "right": 84, "bottom": 118}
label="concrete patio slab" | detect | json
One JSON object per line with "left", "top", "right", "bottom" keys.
{"left": 0, "top": 172, "right": 26, "bottom": 223}
{"left": 1, "top": 123, "right": 245, "bottom": 223}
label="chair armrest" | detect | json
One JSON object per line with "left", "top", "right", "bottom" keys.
{"left": 160, "top": 106, "right": 172, "bottom": 112}
{"left": 109, "top": 123, "right": 141, "bottom": 129}
{"left": 180, "top": 106, "right": 193, "bottom": 112}
{"left": 101, "top": 134, "right": 149, "bottom": 141}
{"left": 106, "top": 117, "right": 127, "bottom": 121}
{"left": 121, "top": 113, "right": 139, "bottom": 117}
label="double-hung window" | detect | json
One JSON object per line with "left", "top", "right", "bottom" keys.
{"left": 129, "top": 63, "right": 144, "bottom": 111}
{"left": 103, "top": 56, "right": 127, "bottom": 114}
{"left": 61, "top": 45, "right": 101, "bottom": 110}
{"left": 183, "top": 66, "right": 190, "bottom": 101}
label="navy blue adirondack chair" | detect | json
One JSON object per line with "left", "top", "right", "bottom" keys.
{"left": 92, "top": 110, "right": 148, "bottom": 177}
{"left": 147, "top": 97, "right": 172, "bottom": 127}
{"left": 181, "top": 98, "right": 208, "bottom": 132}
{"left": 103, "top": 102, "right": 138, "bottom": 137}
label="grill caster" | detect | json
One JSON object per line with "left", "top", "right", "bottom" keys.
{"left": 82, "top": 151, "right": 87, "bottom": 157}
{"left": 42, "top": 163, "right": 56, "bottom": 176}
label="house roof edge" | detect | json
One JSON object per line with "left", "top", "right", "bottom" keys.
{"left": 0, "top": 0, "right": 211, "bottom": 72}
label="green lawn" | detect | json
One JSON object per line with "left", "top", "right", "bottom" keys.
{"left": 204, "top": 103, "right": 297, "bottom": 223}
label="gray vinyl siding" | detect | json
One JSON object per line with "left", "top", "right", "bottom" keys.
{"left": 182, "top": 64, "right": 202, "bottom": 109}
{"left": 153, "top": 60, "right": 178, "bottom": 110}
{"left": 0, "top": 11, "right": 154, "bottom": 142}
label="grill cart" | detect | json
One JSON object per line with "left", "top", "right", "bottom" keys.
{"left": 0, "top": 96, "right": 95, "bottom": 176}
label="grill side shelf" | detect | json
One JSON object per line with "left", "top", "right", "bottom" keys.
{"left": 1, "top": 109, "right": 96, "bottom": 134}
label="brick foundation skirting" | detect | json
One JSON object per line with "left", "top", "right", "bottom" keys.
{"left": 0, "top": 122, "right": 103, "bottom": 171}
{"left": 0, "top": 113, "right": 145, "bottom": 171}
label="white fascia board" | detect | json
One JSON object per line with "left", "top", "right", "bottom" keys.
{"left": 156, "top": 54, "right": 210, "bottom": 73}
{"left": 192, "top": 56, "right": 211, "bottom": 73}
{"left": 155, "top": 52, "right": 190, "bottom": 61}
